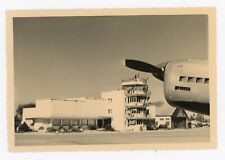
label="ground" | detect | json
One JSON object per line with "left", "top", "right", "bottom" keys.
{"left": 15, "top": 128, "right": 210, "bottom": 146}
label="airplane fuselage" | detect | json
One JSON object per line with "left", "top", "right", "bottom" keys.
{"left": 164, "top": 59, "right": 209, "bottom": 115}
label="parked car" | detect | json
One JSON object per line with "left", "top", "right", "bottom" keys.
{"left": 147, "top": 124, "right": 158, "bottom": 130}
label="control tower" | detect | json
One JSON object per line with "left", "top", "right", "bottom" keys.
{"left": 122, "top": 74, "right": 153, "bottom": 131}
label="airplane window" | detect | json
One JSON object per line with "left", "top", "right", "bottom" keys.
{"left": 175, "top": 86, "right": 191, "bottom": 91}
{"left": 179, "top": 76, "right": 187, "bottom": 82}
{"left": 196, "top": 77, "right": 204, "bottom": 83}
{"left": 188, "top": 77, "right": 196, "bottom": 83}
{"left": 204, "top": 78, "right": 209, "bottom": 84}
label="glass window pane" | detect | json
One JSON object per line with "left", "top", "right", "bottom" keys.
{"left": 62, "top": 119, "right": 70, "bottom": 126}
{"left": 81, "top": 119, "right": 88, "bottom": 125}
{"left": 188, "top": 77, "right": 196, "bottom": 83}
{"left": 88, "top": 119, "right": 96, "bottom": 125}
{"left": 71, "top": 119, "right": 79, "bottom": 126}
{"left": 196, "top": 77, "right": 204, "bottom": 83}
{"left": 204, "top": 78, "right": 209, "bottom": 84}
{"left": 52, "top": 119, "right": 61, "bottom": 126}
{"left": 179, "top": 76, "right": 187, "bottom": 82}
{"left": 43, "top": 119, "right": 50, "bottom": 124}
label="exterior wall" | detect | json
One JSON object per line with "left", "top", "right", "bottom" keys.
{"left": 101, "top": 90, "right": 126, "bottom": 131}
{"left": 147, "top": 104, "right": 156, "bottom": 119}
{"left": 26, "top": 118, "right": 51, "bottom": 131}
{"left": 22, "top": 98, "right": 112, "bottom": 131}
{"left": 22, "top": 108, "right": 37, "bottom": 122}
{"left": 50, "top": 98, "right": 111, "bottom": 118}
{"left": 22, "top": 100, "right": 52, "bottom": 122}
{"left": 33, "top": 118, "right": 45, "bottom": 130}
{"left": 155, "top": 116, "right": 172, "bottom": 128}
{"left": 22, "top": 100, "right": 53, "bottom": 130}
{"left": 23, "top": 98, "right": 111, "bottom": 119}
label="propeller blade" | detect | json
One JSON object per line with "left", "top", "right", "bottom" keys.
{"left": 124, "top": 59, "right": 162, "bottom": 73}
{"left": 124, "top": 59, "right": 166, "bottom": 81}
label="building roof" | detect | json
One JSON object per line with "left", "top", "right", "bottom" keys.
{"left": 155, "top": 104, "right": 193, "bottom": 118}
{"left": 50, "top": 97, "right": 106, "bottom": 102}
{"left": 172, "top": 108, "right": 189, "bottom": 118}
{"left": 122, "top": 74, "right": 148, "bottom": 86}
{"left": 155, "top": 105, "right": 175, "bottom": 117}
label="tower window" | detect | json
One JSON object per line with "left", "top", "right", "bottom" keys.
{"left": 179, "top": 76, "right": 188, "bottom": 82}
{"left": 188, "top": 77, "right": 196, "bottom": 83}
{"left": 196, "top": 77, "right": 204, "bottom": 83}
{"left": 108, "top": 109, "right": 112, "bottom": 114}
{"left": 81, "top": 119, "right": 88, "bottom": 125}
{"left": 204, "top": 78, "right": 209, "bottom": 84}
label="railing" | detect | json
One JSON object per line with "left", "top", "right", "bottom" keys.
{"left": 122, "top": 78, "right": 147, "bottom": 83}
{"left": 125, "top": 90, "right": 150, "bottom": 96}
{"left": 122, "top": 78, "right": 147, "bottom": 86}
{"left": 125, "top": 102, "right": 150, "bottom": 108}
{"left": 126, "top": 113, "right": 147, "bottom": 119}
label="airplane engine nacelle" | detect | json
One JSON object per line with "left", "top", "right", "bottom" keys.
{"left": 124, "top": 58, "right": 210, "bottom": 115}
{"left": 163, "top": 60, "right": 209, "bottom": 115}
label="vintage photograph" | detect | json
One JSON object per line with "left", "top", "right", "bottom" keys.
{"left": 7, "top": 8, "right": 216, "bottom": 151}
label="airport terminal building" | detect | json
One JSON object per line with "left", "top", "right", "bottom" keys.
{"left": 23, "top": 75, "right": 156, "bottom": 132}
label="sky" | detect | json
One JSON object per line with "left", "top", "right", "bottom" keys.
{"left": 13, "top": 15, "right": 208, "bottom": 113}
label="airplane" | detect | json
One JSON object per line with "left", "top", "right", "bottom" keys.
{"left": 124, "top": 59, "right": 210, "bottom": 115}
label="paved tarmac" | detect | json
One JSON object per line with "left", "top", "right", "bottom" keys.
{"left": 15, "top": 128, "right": 210, "bottom": 146}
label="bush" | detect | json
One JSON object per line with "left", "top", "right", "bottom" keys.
{"left": 39, "top": 126, "right": 44, "bottom": 130}
{"left": 158, "top": 124, "right": 168, "bottom": 129}
{"left": 19, "top": 122, "right": 31, "bottom": 132}
{"left": 196, "top": 123, "right": 203, "bottom": 128}
{"left": 67, "top": 126, "right": 73, "bottom": 133}
{"left": 14, "top": 115, "right": 21, "bottom": 132}
{"left": 71, "top": 126, "right": 83, "bottom": 132}
{"left": 62, "top": 126, "right": 70, "bottom": 133}
{"left": 147, "top": 124, "right": 158, "bottom": 130}
{"left": 88, "top": 125, "right": 97, "bottom": 130}
{"left": 46, "top": 126, "right": 57, "bottom": 132}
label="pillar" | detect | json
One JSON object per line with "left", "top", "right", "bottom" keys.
{"left": 102, "top": 119, "right": 105, "bottom": 127}
{"left": 50, "top": 119, "right": 53, "bottom": 126}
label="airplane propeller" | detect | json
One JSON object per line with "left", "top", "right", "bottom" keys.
{"left": 124, "top": 59, "right": 167, "bottom": 81}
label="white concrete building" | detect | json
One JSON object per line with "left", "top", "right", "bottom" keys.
{"left": 101, "top": 90, "right": 126, "bottom": 131}
{"left": 121, "top": 74, "right": 155, "bottom": 131}
{"left": 22, "top": 75, "right": 156, "bottom": 132}
{"left": 23, "top": 97, "right": 112, "bottom": 131}
{"left": 155, "top": 116, "right": 172, "bottom": 128}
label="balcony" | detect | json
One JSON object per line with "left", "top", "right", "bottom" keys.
{"left": 125, "top": 90, "right": 150, "bottom": 96}
{"left": 122, "top": 78, "right": 147, "bottom": 86}
{"left": 126, "top": 113, "right": 147, "bottom": 119}
{"left": 125, "top": 102, "right": 149, "bottom": 108}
